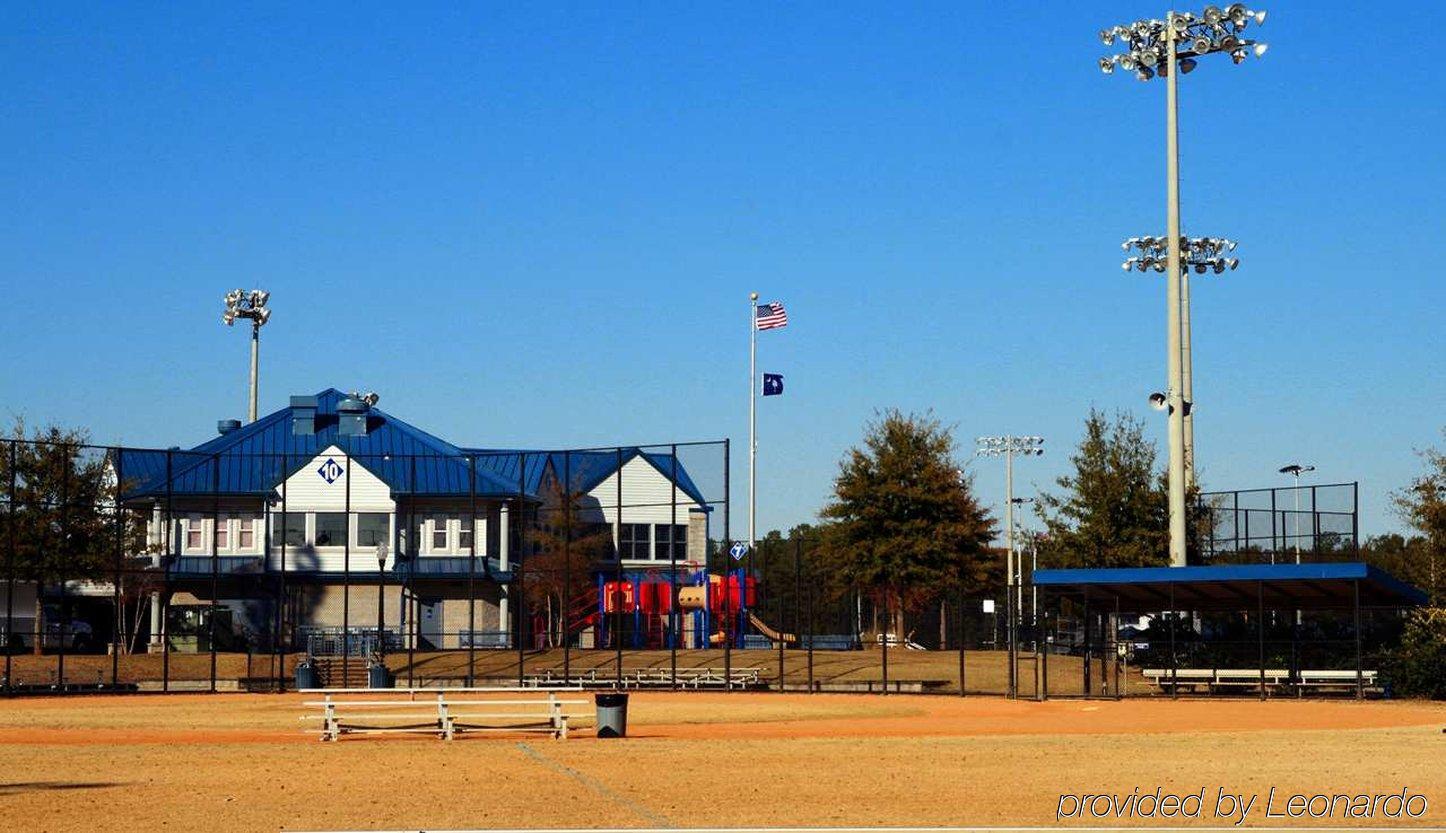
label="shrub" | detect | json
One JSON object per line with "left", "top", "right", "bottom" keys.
{"left": 1383, "top": 607, "right": 1446, "bottom": 699}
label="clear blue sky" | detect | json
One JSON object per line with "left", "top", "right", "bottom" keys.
{"left": 2, "top": 3, "right": 1442, "bottom": 542}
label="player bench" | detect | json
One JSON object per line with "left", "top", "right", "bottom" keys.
{"left": 1143, "top": 668, "right": 1378, "bottom": 694}
{"left": 302, "top": 689, "right": 587, "bottom": 741}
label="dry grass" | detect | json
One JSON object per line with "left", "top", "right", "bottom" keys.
{"left": 0, "top": 692, "right": 1442, "bottom": 831}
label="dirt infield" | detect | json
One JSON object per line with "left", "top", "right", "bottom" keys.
{"left": 0, "top": 692, "right": 1442, "bottom": 831}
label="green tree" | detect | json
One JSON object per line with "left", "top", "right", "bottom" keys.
{"left": 1037, "top": 409, "right": 1171, "bottom": 568}
{"left": 818, "top": 410, "right": 995, "bottom": 636}
{"left": 1, "top": 422, "right": 124, "bottom": 653}
{"left": 1393, "top": 431, "right": 1446, "bottom": 602}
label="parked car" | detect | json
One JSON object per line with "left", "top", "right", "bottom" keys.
{"left": 4, "top": 609, "right": 96, "bottom": 652}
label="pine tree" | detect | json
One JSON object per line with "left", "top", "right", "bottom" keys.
{"left": 1037, "top": 409, "right": 1170, "bottom": 568}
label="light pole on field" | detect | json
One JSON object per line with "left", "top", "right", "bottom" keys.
{"left": 976, "top": 436, "right": 1044, "bottom": 699}
{"left": 1098, "top": 4, "right": 1268, "bottom": 566}
{"left": 222, "top": 289, "right": 273, "bottom": 423}
{"left": 1278, "top": 464, "right": 1316, "bottom": 563}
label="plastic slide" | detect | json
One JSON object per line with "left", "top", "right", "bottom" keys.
{"left": 748, "top": 612, "right": 797, "bottom": 644}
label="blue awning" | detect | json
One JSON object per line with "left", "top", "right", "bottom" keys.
{"left": 1032, "top": 562, "right": 1427, "bottom": 611}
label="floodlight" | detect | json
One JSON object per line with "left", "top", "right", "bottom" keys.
{"left": 1204, "top": 5, "right": 1224, "bottom": 24}
{"left": 1100, "top": 29, "right": 1115, "bottom": 45}
{"left": 1120, "top": 54, "right": 1138, "bottom": 71}
{"left": 1149, "top": 392, "right": 1168, "bottom": 411}
{"left": 1139, "top": 48, "right": 1159, "bottom": 67}
{"left": 1251, "top": 9, "right": 1266, "bottom": 25}
{"left": 1152, "top": 259, "right": 1167, "bottom": 273}
{"left": 222, "top": 310, "right": 236, "bottom": 325}
{"left": 1178, "top": 57, "right": 1198, "bottom": 74}
{"left": 1226, "top": 3, "right": 1248, "bottom": 25}
{"left": 1100, "top": 56, "right": 1117, "bottom": 74}
{"left": 1136, "top": 67, "right": 1155, "bottom": 81}
{"left": 1225, "top": 258, "right": 1239, "bottom": 270}
{"left": 1230, "top": 48, "right": 1248, "bottom": 64}
{"left": 1253, "top": 43, "right": 1268, "bottom": 58}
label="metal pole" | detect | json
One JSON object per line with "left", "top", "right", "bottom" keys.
{"left": 248, "top": 321, "right": 260, "bottom": 423}
{"left": 1164, "top": 11, "right": 1188, "bottom": 568}
{"left": 209, "top": 452, "right": 220, "bottom": 693}
{"left": 670, "top": 448, "right": 679, "bottom": 687}
{"left": 1168, "top": 583, "right": 1177, "bottom": 700}
{"left": 1005, "top": 446, "right": 1016, "bottom": 698}
{"left": 957, "top": 583, "right": 966, "bottom": 697}
{"left": 1257, "top": 580, "right": 1267, "bottom": 701}
{"left": 518, "top": 457, "right": 527, "bottom": 687}
{"left": 162, "top": 450, "right": 173, "bottom": 692}
{"left": 805, "top": 562, "right": 814, "bottom": 693}
{"left": 1353, "top": 580, "right": 1364, "bottom": 700}
{"left": 880, "top": 595, "right": 889, "bottom": 695}
{"left": 4, "top": 442, "right": 15, "bottom": 691}
{"left": 563, "top": 452, "right": 572, "bottom": 686}
{"left": 614, "top": 448, "right": 623, "bottom": 688}
{"left": 466, "top": 456, "right": 476, "bottom": 687}
{"left": 793, "top": 535, "right": 802, "bottom": 693}
{"left": 111, "top": 447, "right": 123, "bottom": 688}
{"left": 722, "top": 439, "right": 732, "bottom": 690}
{"left": 1182, "top": 266, "right": 1195, "bottom": 488}
{"left": 278, "top": 452, "right": 288, "bottom": 691}
{"left": 748, "top": 292, "right": 758, "bottom": 551}
{"left": 343, "top": 451, "right": 351, "bottom": 687}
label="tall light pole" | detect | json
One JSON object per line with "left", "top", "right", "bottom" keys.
{"left": 222, "top": 289, "right": 272, "bottom": 422}
{"left": 976, "top": 435, "right": 1044, "bottom": 699}
{"left": 1098, "top": 4, "right": 1268, "bottom": 566}
{"left": 1278, "top": 464, "right": 1315, "bottom": 564}
{"left": 1123, "top": 235, "right": 1241, "bottom": 487}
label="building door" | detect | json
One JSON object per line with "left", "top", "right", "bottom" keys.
{"left": 417, "top": 598, "right": 442, "bottom": 650}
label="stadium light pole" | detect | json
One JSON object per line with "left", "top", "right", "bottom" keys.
{"left": 1099, "top": 4, "right": 1268, "bottom": 566}
{"left": 222, "top": 289, "right": 273, "bottom": 422}
{"left": 976, "top": 436, "right": 1044, "bottom": 699}
{"left": 1278, "top": 464, "right": 1315, "bottom": 564}
{"left": 1123, "top": 235, "right": 1241, "bottom": 488}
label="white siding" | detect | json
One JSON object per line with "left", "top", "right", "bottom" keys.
{"left": 268, "top": 447, "right": 397, "bottom": 572}
{"left": 575, "top": 456, "right": 709, "bottom": 566}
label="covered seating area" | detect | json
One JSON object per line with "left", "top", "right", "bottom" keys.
{"left": 1032, "top": 562, "right": 1428, "bottom": 700}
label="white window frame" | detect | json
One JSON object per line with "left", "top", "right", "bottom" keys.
{"left": 313, "top": 512, "right": 347, "bottom": 549}
{"left": 182, "top": 514, "right": 205, "bottom": 554}
{"left": 235, "top": 515, "right": 258, "bottom": 553}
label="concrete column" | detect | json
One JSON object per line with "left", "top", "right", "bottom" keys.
{"left": 148, "top": 592, "right": 164, "bottom": 652}
{"left": 497, "top": 503, "right": 510, "bottom": 634}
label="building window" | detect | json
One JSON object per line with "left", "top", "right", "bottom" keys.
{"left": 654, "top": 524, "right": 687, "bottom": 560}
{"left": 237, "top": 516, "right": 256, "bottom": 551}
{"left": 277, "top": 514, "right": 306, "bottom": 548}
{"left": 430, "top": 516, "right": 449, "bottom": 552}
{"left": 356, "top": 513, "right": 389, "bottom": 548}
{"left": 458, "top": 515, "right": 473, "bottom": 553}
{"left": 620, "top": 523, "right": 650, "bottom": 559}
{"left": 184, "top": 515, "right": 203, "bottom": 551}
{"left": 213, "top": 517, "right": 230, "bottom": 552}
{"left": 314, "top": 513, "right": 347, "bottom": 547}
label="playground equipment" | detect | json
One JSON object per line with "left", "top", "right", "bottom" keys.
{"left": 590, "top": 568, "right": 795, "bottom": 650}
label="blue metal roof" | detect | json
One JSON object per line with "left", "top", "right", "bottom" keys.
{"left": 116, "top": 389, "right": 527, "bottom": 501}
{"left": 466, "top": 448, "right": 709, "bottom": 508}
{"left": 113, "top": 389, "right": 711, "bottom": 509}
{"left": 1033, "top": 562, "right": 1427, "bottom": 610}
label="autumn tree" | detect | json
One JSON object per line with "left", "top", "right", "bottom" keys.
{"left": 523, "top": 478, "right": 614, "bottom": 646}
{"left": 1393, "top": 430, "right": 1446, "bottom": 602}
{"left": 818, "top": 410, "right": 995, "bottom": 637}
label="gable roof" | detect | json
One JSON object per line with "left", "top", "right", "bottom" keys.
{"left": 466, "top": 448, "right": 708, "bottom": 508}
{"left": 116, "top": 389, "right": 528, "bottom": 501}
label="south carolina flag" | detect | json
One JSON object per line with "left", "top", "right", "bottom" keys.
{"left": 762, "top": 373, "right": 784, "bottom": 396}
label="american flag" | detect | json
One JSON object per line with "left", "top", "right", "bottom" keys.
{"left": 755, "top": 301, "right": 788, "bottom": 331}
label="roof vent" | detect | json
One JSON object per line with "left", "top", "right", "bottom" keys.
{"left": 291, "top": 395, "right": 319, "bottom": 436}
{"left": 338, "top": 395, "right": 369, "bottom": 437}
{"left": 217, "top": 419, "right": 242, "bottom": 435}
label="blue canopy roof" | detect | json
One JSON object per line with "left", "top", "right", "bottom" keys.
{"left": 1032, "top": 562, "right": 1427, "bottom": 611}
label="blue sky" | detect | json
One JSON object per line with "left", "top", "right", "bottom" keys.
{"left": 1, "top": 2, "right": 1442, "bottom": 541}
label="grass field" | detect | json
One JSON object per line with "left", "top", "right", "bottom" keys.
{"left": 0, "top": 690, "right": 1442, "bottom": 832}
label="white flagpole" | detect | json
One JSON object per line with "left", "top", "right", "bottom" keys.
{"left": 748, "top": 291, "right": 758, "bottom": 551}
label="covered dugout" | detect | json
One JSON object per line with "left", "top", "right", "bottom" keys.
{"left": 1032, "top": 562, "right": 1428, "bottom": 700}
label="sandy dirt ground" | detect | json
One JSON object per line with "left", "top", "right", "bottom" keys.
{"left": 0, "top": 692, "right": 1443, "bottom": 831}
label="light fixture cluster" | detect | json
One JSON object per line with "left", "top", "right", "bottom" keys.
{"left": 1122, "top": 236, "right": 1240, "bottom": 273}
{"left": 222, "top": 289, "right": 272, "bottom": 326}
{"left": 1099, "top": 4, "right": 1267, "bottom": 81}
{"left": 975, "top": 436, "right": 1045, "bottom": 457}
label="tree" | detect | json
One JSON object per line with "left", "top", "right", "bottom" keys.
{"left": 1393, "top": 430, "right": 1446, "bottom": 603}
{"left": 1037, "top": 409, "right": 1171, "bottom": 568}
{"left": 523, "top": 478, "right": 613, "bottom": 647}
{"left": 0, "top": 422, "right": 131, "bottom": 653}
{"left": 818, "top": 410, "right": 995, "bottom": 637}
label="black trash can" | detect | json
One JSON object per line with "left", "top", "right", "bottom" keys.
{"left": 594, "top": 692, "right": 629, "bottom": 738}
{"left": 295, "top": 662, "right": 319, "bottom": 690}
{"left": 369, "top": 663, "right": 394, "bottom": 689}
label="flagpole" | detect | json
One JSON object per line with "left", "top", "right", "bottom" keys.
{"left": 748, "top": 291, "right": 758, "bottom": 553}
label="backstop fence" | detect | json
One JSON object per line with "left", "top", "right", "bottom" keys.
{"left": 0, "top": 438, "right": 1413, "bottom": 699}
{"left": 1198, "top": 481, "right": 1359, "bottom": 564}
